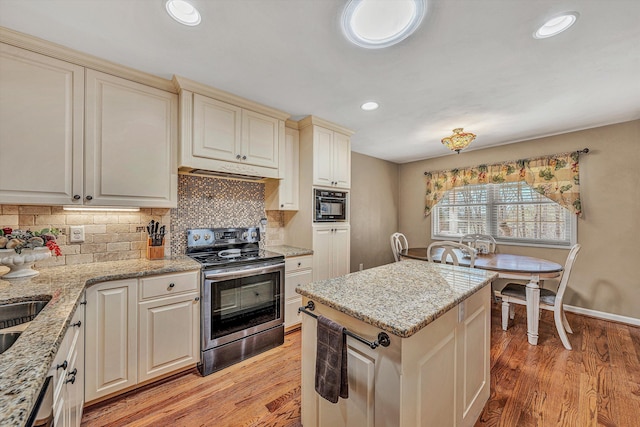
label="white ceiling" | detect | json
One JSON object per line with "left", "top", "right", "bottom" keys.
{"left": 1, "top": 0, "right": 639, "bottom": 164}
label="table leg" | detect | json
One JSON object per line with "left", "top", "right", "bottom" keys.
{"left": 525, "top": 275, "right": 540, "bottom": 345}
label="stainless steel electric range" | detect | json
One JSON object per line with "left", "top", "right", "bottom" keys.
{"left": 186, "top": 227, "right": 285, "bottom": 376}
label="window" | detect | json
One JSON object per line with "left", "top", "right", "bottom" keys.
{"left": 432, "top": 182, "right": 575, "bottom": 247}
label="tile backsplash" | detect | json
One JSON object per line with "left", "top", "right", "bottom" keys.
{"left": 0, "top": 175, "right": 287, "bottom": 268}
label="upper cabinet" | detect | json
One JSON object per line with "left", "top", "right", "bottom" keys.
{"left": 0, "top": 30, "right": 178, "bottom": 208}
{"left": 84, "top": 70, "right": 177, "bottom": 208}
{"left": 173, "top": 76, "right": 289, "bottom": 179}
{"left": 299, "top": 116, "right": 352, "bottom": 189}
{"left": 265, "top": 121, "right": 299, "bottom": 211}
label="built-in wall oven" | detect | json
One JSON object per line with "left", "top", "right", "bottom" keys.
{"left": 187, "top": 227, "right": 285, "bottom": 376}
{"left": 314, "top": 188, "right": 348, "bottom": 222}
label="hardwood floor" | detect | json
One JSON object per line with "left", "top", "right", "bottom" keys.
{"left": 81, "top": 304, "right": 640, "bottom": 426}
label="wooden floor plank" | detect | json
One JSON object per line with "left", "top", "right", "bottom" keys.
{"left": 82, "top": 304, "right": 640, "bottom": 427}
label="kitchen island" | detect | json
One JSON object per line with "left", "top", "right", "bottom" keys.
{"left": 295, "top": 259, "right": 497, "bottom": 427}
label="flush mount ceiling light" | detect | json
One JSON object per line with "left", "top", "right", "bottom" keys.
{"left": 342, "top": 0, "right": 426, "bottom": 49}
{"left": 165, "top": 0, "right": 201, "bottom": 26}
{"left": 533, "top": 12, "right": 579, "bottom": 39}
{"left": 361, "top": 101, "right": 379, "bottom": 111}
{"left": 441, "top": 128, "right": 476, "bottom": 154}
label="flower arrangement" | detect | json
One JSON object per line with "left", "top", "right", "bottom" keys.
{"left": 0, "top": 227, "right": 62, "bottom": 256}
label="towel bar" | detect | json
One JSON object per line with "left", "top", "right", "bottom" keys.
{"left": 298, "top": 301, "right": 391, "bottom": 349}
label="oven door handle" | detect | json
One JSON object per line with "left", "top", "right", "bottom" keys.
{"left": 205, "top": 263, "right": 283, "bottom": 280}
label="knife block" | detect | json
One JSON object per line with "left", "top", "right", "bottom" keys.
{"left": 146, "top": 238, "right": 165, "bottom": 260}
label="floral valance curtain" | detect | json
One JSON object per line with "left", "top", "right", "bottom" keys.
{"left": 425, "top": 151, "right": 582, "bottom": 217}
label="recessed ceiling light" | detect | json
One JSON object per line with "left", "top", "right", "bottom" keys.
{"left": 361, "top": 101, "right": 379, "bottom": 111}
{"left": 533, "top": 12, "right": 579, "bottom": 39}
{"left": 166, "top": 0, "right": 201, "bottom": 26}
{"left": 342, "top": 0, "right": 426, "bottom": 49}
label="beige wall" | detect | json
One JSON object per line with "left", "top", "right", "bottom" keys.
{"left": 350, "top": 152, "right": 399, "bottom": 271}
{"left": 398, "top": 119, "right": 640, "bottom": 319}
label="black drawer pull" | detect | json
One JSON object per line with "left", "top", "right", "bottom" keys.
{"left": 65, "top": 375, "right": 76, "bottom": 385}
{"left": 71, "top": 321, "right": 82, "bottom": 328}
{"left": 56, "top": 361, "right": 68, "bottom": 371}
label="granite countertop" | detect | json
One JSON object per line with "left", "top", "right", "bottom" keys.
{"left": 295, "top": 259, "right": 497, "bottom": 338}
{"left": 265, "top": 245, "right": 313, "bottom": 258}
{"left": 0, "top": 256, "right": 200, "bottom": 427}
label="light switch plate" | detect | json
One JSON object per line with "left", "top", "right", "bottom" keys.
{"left": 69, "top": 225, "right": 85, "bottom": 243}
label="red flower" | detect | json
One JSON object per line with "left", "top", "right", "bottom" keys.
{"left": 46, "top": 240, "right": 62, "bottom": 257}
{"left": 2, "top": 227, "right": 12, "bottom": 235}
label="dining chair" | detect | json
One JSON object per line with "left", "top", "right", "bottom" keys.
{"left": 390, "top": 233, "right": 409, "bottom": 262}
{"left": 499, "top": 243, "right": 581, "bottom": 350}
{"left": 427, "top": 241, "right": 476, "bottom": 268}
{"left": 459, "top": 233, "right": 497, "bottom": 254}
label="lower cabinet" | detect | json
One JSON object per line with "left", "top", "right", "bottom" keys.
{"left": 50, "top": 293, "right": 85, "bottom": 427}
{"left": 284, "top": 255, "right": 313, "bottom": 330}
{"left": 312, "top": 225, "right": 350, "bottom": 281}
{"left": 85, "top": 271, "right": 200, "bottom": 403}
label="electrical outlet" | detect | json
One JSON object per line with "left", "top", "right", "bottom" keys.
{"left": 69, "top": 225, "right": 85, "bottom": 243}
{"left": 359, "top": 263, "right": 364, "bottom": 271}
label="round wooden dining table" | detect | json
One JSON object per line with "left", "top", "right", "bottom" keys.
{"left": 400, "top": 247, "right": 564, "bottom": 346}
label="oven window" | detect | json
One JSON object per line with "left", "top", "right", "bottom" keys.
{"left": 210, "top": 271, "right": 281, "bottom": 339}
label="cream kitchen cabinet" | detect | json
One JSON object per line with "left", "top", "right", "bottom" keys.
{"left": 0, "top": 43, "right": 84, "bottom": 206}
{"left": 266, "top": 123, "right": 300, "bottom": 210}
{"left": 299, "top": 116, "right": 352, "bottom": 189}
{"left": 312, "top": 225, "right": 350, "bottom": 281}
{"left": 0, "top": 41, "right": 177, "bottom": 208}
{"left": 284, "top": 255, "right": 313, "bottom": 329}
{"left": 85, "top": 279, "right": 138, "bottom": 402}
{"left": 138, "top": 272, "right": 200, "bottom": 383}
{"left": 174, "top": 76, "right": 290, "bottom": 179}
{"left": 50, "top": 295, "right": 85, "bottom": 427}
{"left": 84, "top": 270, "right": 199, "bottom": 403}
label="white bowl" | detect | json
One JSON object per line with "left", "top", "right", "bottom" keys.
{"left": 0, "top": 247, "right": 51, "bottom": 278}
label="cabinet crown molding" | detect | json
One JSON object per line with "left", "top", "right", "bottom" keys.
{"left": 0, "top": 26, "right": 176, "bottom": 93}
{"left": 298, "top": 115, "right": 354, "bottom": 136}
{"left": 172, "top": 75, "right": 290, "bottom": 121}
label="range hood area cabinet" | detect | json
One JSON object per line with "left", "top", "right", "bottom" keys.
{"left": 265, "top": 122, "right": 299, "bottom": 210}
{"left": 173, "top": 76, "right": 290, "bottom": 180}
{"left": 0, "top": 38, "right": 178, "bottom": 208}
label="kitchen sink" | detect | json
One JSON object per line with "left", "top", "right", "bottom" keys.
{"left": 0, "top": 331, "right": 22, "bottom": 354}
{"left": 0, "top": 297, "right": 51, "bottom": 353}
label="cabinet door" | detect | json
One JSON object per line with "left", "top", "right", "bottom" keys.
{"left": 85, "top": 279, "right": 138, "bottom": 402}
{"left": 192, "top": 94, "right": 242, "bottom": 163}
{"left": 242, "top": 110, "right": 279, "bottom": 168}
{"left": 66, "top": 300, "right": 85, "bottom": 427}
{"left": 281, "top": 127, "right": 300, "bottom": 209}
{"left": 332, "top": 226, "right": 351, "bottom": 277}
{"left": 312, "top": 126, "right": 334, "bottom": 187}
{"left": 284, "top": 269, "right": 312, "bottom": 328}
{"left": 0, "top": 43, "right": 84, "bottom": 205}
{"left": 84, "top": 70, "right": 177, "bottom": 208}
{"left": 138, "top": 293, "right": 200, "bottom": 382}
{"left": 313, "top": 227, "right": 334, "bottom": 281}
{"left": 332, "top": 132, "right": 351, "bottom": 189}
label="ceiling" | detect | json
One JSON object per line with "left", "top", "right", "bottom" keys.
{"left": 1, "top": 0, "right": 639, "bottom": 164}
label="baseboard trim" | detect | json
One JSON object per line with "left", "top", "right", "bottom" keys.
{"left": 564, "top": 304, "right": 640, "bottom": 327}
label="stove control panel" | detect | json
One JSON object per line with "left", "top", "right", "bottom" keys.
{"left": 187, "top": 227, "right": 260, "bottom": 250}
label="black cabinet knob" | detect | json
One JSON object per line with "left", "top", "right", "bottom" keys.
{"left": 56, "top": 361, "right": 68, "bottom": 371}
{"left": 297, "top": 262, "right": 302, "bottom": 267}
{"left": 242, "top": 155, "right": 247, "bottom": 160}
{"left": 73, "top": 194, "right": 81, "bottom": 200}
{"left": 194, "top": 297, "right": 200, "bottom": 302}
{"left": 65, "top": 375, "right": 76, "bottom": 385}
{"left": 71, "top": 321, "right": 82, "bottom": 328}
{"left": 236, "top": 154, "right": 241, "bottom": 159}
{"left": 68, "top": 368, "right": 77, "bottom": 376}
{"left": 169, "top": 283, "right": 175, "bottom": 288}
{"left": 85, "top": 195, "right": 93, "bottom": 201}
{"left": 280, "top": 204, "right": 284, "bottom": 208}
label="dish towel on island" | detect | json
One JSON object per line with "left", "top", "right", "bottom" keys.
{"left": 315, "top": 315, "right": 349, "bottom": 403}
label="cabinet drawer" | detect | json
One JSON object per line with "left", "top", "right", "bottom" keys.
{"left": 140, "top": 271, "right": 199, "bottom": 300}
{"left": 285, "top": 270, "right": 312, "bottom": 300}
{"left": 285, "top": 255, "right": 313, "bottom": 272}
{"left": 284, "top": 296, "right": 302, "bottom": 329}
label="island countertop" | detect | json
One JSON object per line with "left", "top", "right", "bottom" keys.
{"left": 295, "top": 259, "right": 497, "bottom": 338}
{"left": 0, "top": 256, "right": 200, "bottom": 427}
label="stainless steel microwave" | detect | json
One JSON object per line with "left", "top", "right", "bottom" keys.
{"left": 314, "top": 189, "right": 348, "bottom": 222}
